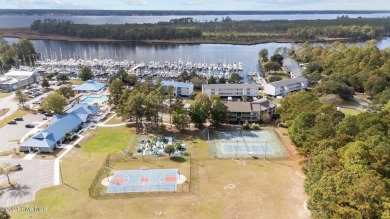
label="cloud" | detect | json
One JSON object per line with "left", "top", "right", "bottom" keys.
{"left": 124, "top": 0, "right": 147, "bottom": 5}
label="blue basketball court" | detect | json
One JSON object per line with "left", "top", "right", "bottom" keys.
{"left": 106, "top": 169, "right": 179, "bottom": 193}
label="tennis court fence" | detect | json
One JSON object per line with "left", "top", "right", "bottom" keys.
{"left": 88, "top": 153, "right": 195, "bottom": 199}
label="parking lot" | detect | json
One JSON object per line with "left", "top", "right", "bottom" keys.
{"left": 0, "top": 157, "right": 54, "bottom": 207}
{"left": 0, "top": 113, "right": 45, "bottom": 151}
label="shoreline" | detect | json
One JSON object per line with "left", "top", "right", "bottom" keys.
{"left": 0, "top": 28, "right": 374, "bottom": 45}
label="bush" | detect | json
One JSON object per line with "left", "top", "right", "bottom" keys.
{"left": 243, "top": 121, "right": 251, "bottom": 130}
{"left": 251, "top": 123, "right": 261, "bottom": 130}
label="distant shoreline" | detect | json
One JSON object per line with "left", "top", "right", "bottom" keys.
{"left": 0, "top": 28, "right": 362, "bottom": 45}
{"left": 1, "top": 9, "right": 390, "bottom": 16}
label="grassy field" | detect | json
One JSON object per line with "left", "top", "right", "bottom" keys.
{"left": 104, "top": 114, "right": 124, "bottom": 125}
{"left": 0, "top": 92, "right": 11, "bottom": 98}
{"left": 69, "top": 79, "right": 84, "bottom": 85}
{"left": 11, "top": 126, "right": 309, "bottom": 219}
{"left": 341, "top": 99, "right": 359, "bottom": 106}
{"left": 339, "top": 107, "right": 363, "bottom": 116}
{"left": 0, "top": 109, "right": 30, "bottom": 128}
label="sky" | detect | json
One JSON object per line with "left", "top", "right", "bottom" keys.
{"left": 0, "top": 0, "right": 389, "bottom": 10}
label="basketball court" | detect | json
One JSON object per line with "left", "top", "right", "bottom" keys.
{"left": 106, "top": 169, "right": 179, "bottom": 193}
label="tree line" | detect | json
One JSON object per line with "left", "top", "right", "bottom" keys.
{"left": 31, "top": 19, "right": 202, "bottom": 41}
{"left": 30, "top": 17, "right": 390, "bottom": 42}
{"left": 0, "top": 37, "right": 37, "bottom": 71}
{"left": 290, "top": 40, "right": 390, "bottom": 105}
{"left": 108, "top": 68, "right": 228, "bottom": 130}
{"left": 277, "top": 92, "right": 390, "bottom": 218}
{"left": 5, "top": 9, "right": 390, "bottom": 16}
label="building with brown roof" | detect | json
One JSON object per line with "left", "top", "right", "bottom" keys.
{"left": 224, "top": 98, "right": 277, "bottom": 124}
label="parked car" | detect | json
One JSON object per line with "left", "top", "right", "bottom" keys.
{"left": 14, "top": 117, "right": 23, "bottom": 121}
{"left": 7, "top": 120, "right": 17, "bottom": 124}
{"left": 43, "top": 117, "right": 48, "bottom": 120}
{"left": 33, "top": 101, "right": 42, "bottom": 104}
{"left": 13, "top": 164, "right": 23, "bottom": 171}
{"left": 25, "top": 124, "right": 35, "bottom": 128}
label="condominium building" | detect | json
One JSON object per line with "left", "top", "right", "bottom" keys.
{"left": 161, "top": 80, "right": 194, "bottom": 96}
{"left": 202, "top": 84, "right": 258, "bottom": 97}
{"left": 225, "top": 98, "right": 277, "bottom": 123}
{"left": 263, "top": 77, "right": 308, "bottom": 97}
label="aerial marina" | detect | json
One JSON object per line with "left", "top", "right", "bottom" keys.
{"left": 32, "top": 58, "right": 251, "bottom": 81}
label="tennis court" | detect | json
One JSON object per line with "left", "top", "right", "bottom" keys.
{"left": 209, "top": 129, "right": 286, "bottom": 158}
{"left": 106, "top": 169, "right": 179, "bottom": 193}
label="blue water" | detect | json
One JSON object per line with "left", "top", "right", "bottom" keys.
{"left": 80, "top": 95, "right": 108, "bottom": 103}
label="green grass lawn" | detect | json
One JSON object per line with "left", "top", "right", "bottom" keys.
{"left": 69, "top": 79, "right": 84, "bottom": 85}
{"left": 339, "top": 107, "right": 363, "bottom": 116}
{"left": 0, "top": 109, "right": 30, "bottom": 128}
{"left": 267, "top": 71, "right": 291, "bottom": 80}
{"left": 104, "top": 114, "right": 124, "bottom": 125}
{"left": 0, "top": 92, "right": 11, "bottom": 98}
{"left": 81, "top": 127, "right": 133, "bottom": 153}
{"left": 11, "top": 126, "right": 309, "bottom": 219}
{"left": 341, "top": 99, "right": 359, "bottom": 107}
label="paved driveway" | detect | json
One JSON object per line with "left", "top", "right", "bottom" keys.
{"left": 0, "top": 113, "right": 45, "bottom": 151}
{"left": 0, "top": 157, "right": 54, "bottom": 207}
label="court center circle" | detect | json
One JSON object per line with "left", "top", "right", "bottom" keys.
{"left": 140, "top": 177, "right": 149, "bottom": 183}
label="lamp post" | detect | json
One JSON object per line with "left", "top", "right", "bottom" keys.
{"left": 236, "top": 139, "right": 238, "bottom": 159}
{"left": 2, "top": 108, "right": 6, "bottom": 122}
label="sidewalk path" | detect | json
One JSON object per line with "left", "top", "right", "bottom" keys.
{"left": 53, "top": 134, "right": 84, "bottom": 185}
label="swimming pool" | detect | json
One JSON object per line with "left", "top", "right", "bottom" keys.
{"left": 80, "top": 95, "right": 109, "bottom": 103}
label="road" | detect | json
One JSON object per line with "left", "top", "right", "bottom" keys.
{"left": 0, "top": 93, "right": 18, "bottom": 121}
{"left": 0, "top": 84, "right": 64, "bottom": 122}
{"left": 0, "top": 157, "right": 54, "bottom": 207}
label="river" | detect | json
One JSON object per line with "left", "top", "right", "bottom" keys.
{"left": 4, "top": 37, "right": 390, "bottom": 73}
{"left": 1, "top": 13, "right": 390, "bottom": 28}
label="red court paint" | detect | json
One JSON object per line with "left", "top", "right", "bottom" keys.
{"left": 139, "top": 177, "right": 149, "bottom": 183}
{"left": 164, "top": 176, "right": 177, "bottom": 182}
{"left": 112, "top": 178, "right": 124, "bottom": 184}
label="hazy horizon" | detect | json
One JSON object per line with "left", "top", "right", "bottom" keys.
{"left": 1, "top": 0, "right": 389, "bottom": 11}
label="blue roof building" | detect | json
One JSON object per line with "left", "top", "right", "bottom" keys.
{"left": 161, "top": 80, "right": 194, "bottom": 96}
{"left": 19, "top": 104, "right": 99, "bottom": 153}
{"left": 73, "top": 80, "right": 106, "bottom": 93}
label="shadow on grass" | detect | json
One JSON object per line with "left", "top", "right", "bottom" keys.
{"left": 169, "top": 156, "right": 186, "bottom": 163}
{"left": 267, "top": 159, "right": 293, "bottom": 168}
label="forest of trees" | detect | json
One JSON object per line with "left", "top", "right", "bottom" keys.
{"left": 108, "top": 69, "right": 228, "bottom": 130}
{"left": 277, "top": 92, "right": 390, "bottom": 218}
{"left": 30, "top": 19, "right": 202, "bottom": 41}
{"left": 30, "top": 17, "right": 390, "bottom": 43}
{"left": 0, "top": 37, "right": 37, "bottom": 71}
{"left": 291, "top": 40, "right": 390, "bottom": 105}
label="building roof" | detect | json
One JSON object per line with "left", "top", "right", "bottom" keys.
{"left": 0, "top": 76, "right": 18, "bottom": 85}
{"left": 283, "top": 58, "right": 303, "bottom": 78}
{"left": 203, "top": 83, "right": 258, "bottom": 89}
{"left": 4, "top": 70, "right": 38, "bottom": 77}
{"left": 161, "top": 80, "right": 193, "bottom": 88}
{"left": 73, "top": 80, "right": 106, "bottom": 92}
{"left": 266, "top": 77, "right": 308, "bottom": 88}
{"left": 225, "top": 98, "right": 277, "bottom": 113}
{"left": 20, "top": 114, "right": 83, "bottom": 148}
{"left": 20, "top": 104, "right": 97, "bottom": 148}
{"left": 65, "top": 104, "right": 99, "bottom": 122}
